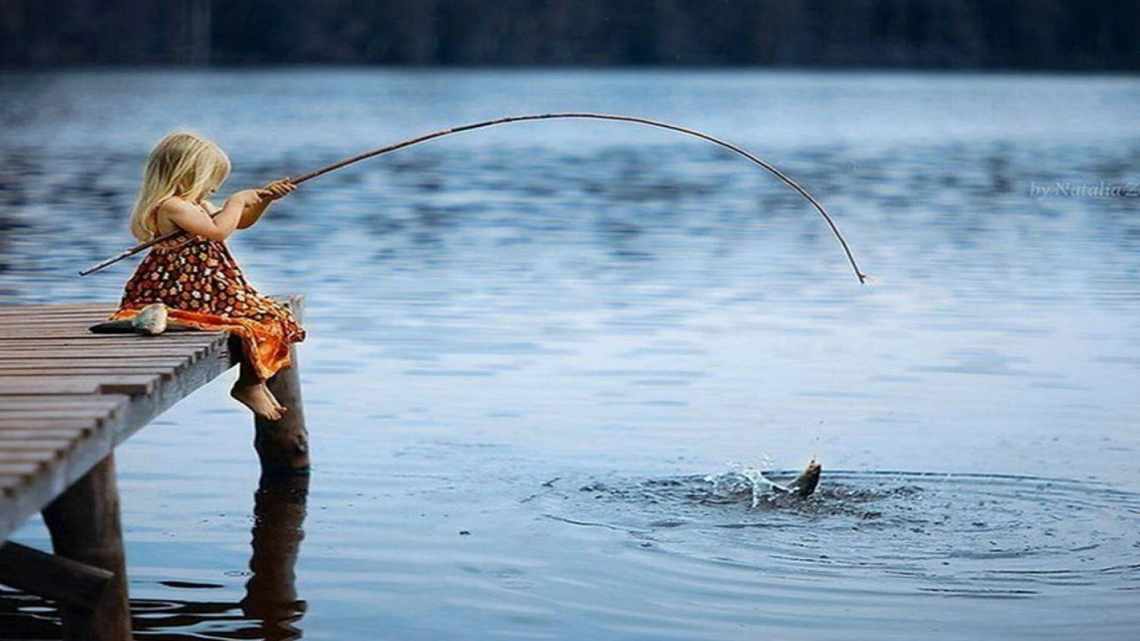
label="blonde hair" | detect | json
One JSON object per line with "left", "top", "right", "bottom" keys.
{"left": 129, "top": 131, "right": 231, "bottom": 241}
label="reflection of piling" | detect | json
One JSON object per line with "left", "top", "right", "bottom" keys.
{"left": 253, "top": 296, "right": 310, "bottom": 475}
{"left": 241, "top": 473, "right": 309, "bottom": 640}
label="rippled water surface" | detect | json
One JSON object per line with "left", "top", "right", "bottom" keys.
{"left": 1, "top": 69, "right": 1139, "bottom": 640}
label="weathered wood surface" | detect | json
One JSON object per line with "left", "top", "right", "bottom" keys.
{"left": 0, "top": 303, "right": 235, "bottom": 541}
{"left": 0, "top": 540, "right": 113, "bottom": 610}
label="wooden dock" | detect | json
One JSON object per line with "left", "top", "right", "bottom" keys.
{"left": 0, "top": 298, "right": 307, "bottom": 641}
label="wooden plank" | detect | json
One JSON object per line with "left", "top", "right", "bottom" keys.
{"left": 0, "top": 358, "right": 189, "bottom": 368}
{"left": 0, "top": 339, "right": 221, "bottom": 349}
{"left": 0, "top": 320, "right": 213, "bottom": 328}
{"left": 0, "top": 443, "right": 68, "bottom": 456}
{"left": 0, "top": 418, "right": 100, "bottom": 430}
{"left": 0, "top": 307, "right": 111, "bottom": 313}
{"left": 0, "top": 333, "right": 219, "bottom": 341}
{"left": 0, "top": 322, "right": 108, "bottom": 329}
{"left": 0, "top": 395, "right": 129, "bottom": 408}
{"left": 0, "top": 369, "right": 169, "bottom": 378}
{"left": 0, "top": 409, "right": 116, "bottom": 420}
{"left": 0, "top": 306, "right": 108, "bottom": 311}
{"left": 0, "top": 308, "right": 108, "bottom": 314}
{"left": 0, "top": 366, "right": 179, "bottom": 376}
{"left": 0, "top": 451, "right": 60, "bottom": 464}
{"left": 0, "top": 348, "right": 216, "bottom": 359}
{"left": 0, "top": 361, "right": 180, "bottom": 368}
{"left": 0, "top": 317, "right": 109, "bottom": 324}
{"left": 0, "top": 348, "right": 212, "bottom": 355}
{"left": 0, "top": 376, "right": 156, "bottom": 396}
{"left": 0, "top": 349, "right": 213, "bottom": 360}
{"left": 0, "top": 334, "right": 220, "bottom": 344}
{"left": 0, "top": 324, "right": 110, "bottom": 331}
{"left": 0, "top": 429, "right": 89, "bottom": 440}
{"left": 0, "top": 441, "right": 74, "bottom": 452}
{"left": 0, "top": 325, "right": 215, "bottom": 334}
{"left": 0, "top": 315, "right": 111, "bottom": 323}
{"left": 0, "top": 304, "right": 110, "bottom": 310}
{"left": 0, "top": 335, "right": 222, "bottom": 344}
{"left": 0, "top": 304, "right": 113, "bottom": 312}
{"left": 0, "top": 307, "right": 112, "bottom": 314}
{"left": 0, "top": 542, "right": 114, "bottom": 610}
{"left": 0, "top": 355, "right": 195, "bottom": 363}
{"left": 0, "top": 462, "right": 40, "bottom": 476}
{"left": 0, "top": 329, "right": 216, "bottom": 337}
{"left": 1, "top": 341, "right": 221, "bottom": 351}
{"left": 0, "top": 317, "right": 110, "bottom": 323}
{"left": 0, "top": 369, "right": 177, "bottom": 382}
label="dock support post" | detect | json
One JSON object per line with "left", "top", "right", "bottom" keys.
{"left": 254, "top": 296, "right": 309, "bottom": 474}
{"left": 41, "top": 454, "right": 133, "bottom": 641}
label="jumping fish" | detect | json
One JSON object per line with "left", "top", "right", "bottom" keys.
{"left": 763, "top": 459, "right": 822, "bottom": 498}
{"left": 788, "top": 459, "right": 822, "bottom": 498}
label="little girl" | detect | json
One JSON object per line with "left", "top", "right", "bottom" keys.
{"left": 110, "top": 131, "right": 304, "bottom": 421}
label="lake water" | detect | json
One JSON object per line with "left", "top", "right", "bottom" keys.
{"left": 1, "top": 69, "right": 1138, "bottom": 640}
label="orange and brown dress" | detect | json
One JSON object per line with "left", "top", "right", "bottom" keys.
{"left": 110, "top": 224, "right": 305, "bottom": 380}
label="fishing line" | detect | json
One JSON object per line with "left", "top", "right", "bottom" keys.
{"left": 79, "top": 112, "right": 867, "bottom": 282}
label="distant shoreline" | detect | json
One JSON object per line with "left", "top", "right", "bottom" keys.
{"left": 3, "top": 63, "right": 1138, "bottom": 77}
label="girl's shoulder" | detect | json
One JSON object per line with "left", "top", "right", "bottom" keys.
{"left": 156, "top": 196, "right": 215, "bottom": 221}
{"left": 154, "top": 196, "right": 211, "bottom": 235}
{"left": 156, "top": 195, "right": 204, "bottom": 214}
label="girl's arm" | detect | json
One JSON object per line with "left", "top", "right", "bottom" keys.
{"left": 238, "top": 179, "right": 296, "bottom": 229}
{"left": 163, "top": 191, "right": 261, "bottom": 241}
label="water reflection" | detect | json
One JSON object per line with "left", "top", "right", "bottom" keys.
{"left": 2, "top": 70, "right": 1139, "bottom": 640}
{"left": 239, "top": 474, "right": 309, "bottom": 641}
{"left": 0, "top": 474, "right": 308, "bottom": 641}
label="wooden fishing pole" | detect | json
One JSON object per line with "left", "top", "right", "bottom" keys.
{"left": 79, "top": 112, "right": 867, "bottom": 282}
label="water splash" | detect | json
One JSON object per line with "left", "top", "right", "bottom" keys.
{"left": 703, "top": 463, "right": 793, "bottom": 508}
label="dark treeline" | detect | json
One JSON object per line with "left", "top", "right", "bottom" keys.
{"left": 3, "top": 0, "right": 1138, "bottom": 70}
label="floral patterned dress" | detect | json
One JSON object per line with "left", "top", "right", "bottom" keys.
{"left": 110, "top": 204, "right": 305, "bottom": 380}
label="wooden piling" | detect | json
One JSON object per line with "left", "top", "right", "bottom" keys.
{"left": 253, "top": 296, "right": 309, "bottom": 474}
{"left": 41, "top": 454, "right": 132, "bottom": 641}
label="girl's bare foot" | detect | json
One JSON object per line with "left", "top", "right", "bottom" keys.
{"left": 231, "top": 382, "right": 283, "bottom": 421}
{"left": 263, "top": 385, "right": 288, "bottom": 414}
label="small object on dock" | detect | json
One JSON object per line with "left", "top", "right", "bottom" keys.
{"left": 789, "top": 459, "right": 822, "bottom": 498}
{"left": 130, "top": 303, "right": 168, "bottom": 335}
{"left": 87, "top": 303, "right": 194, "bottom": 335}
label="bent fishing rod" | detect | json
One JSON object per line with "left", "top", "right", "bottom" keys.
{"left": 79, "top": 112, "right": 867, "bottom": 282}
